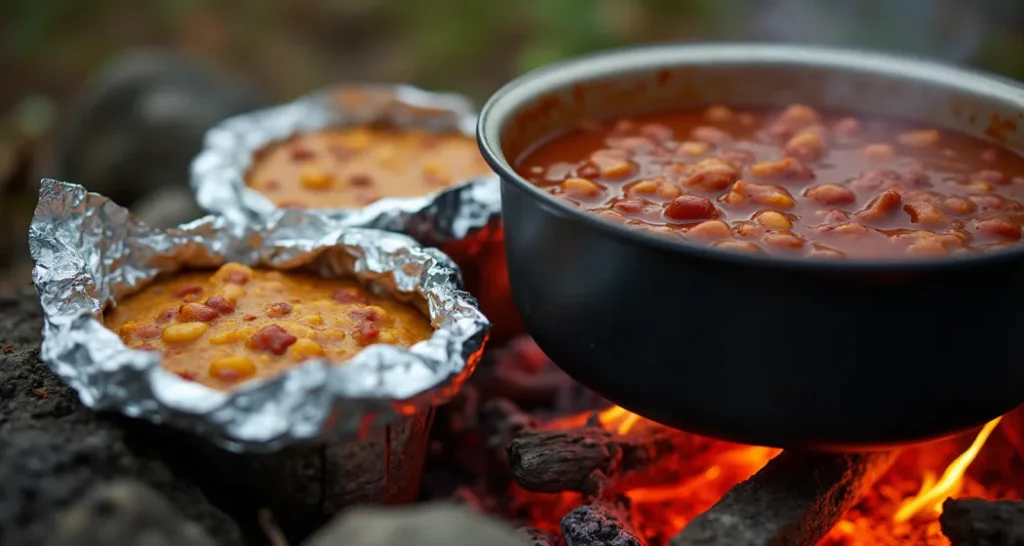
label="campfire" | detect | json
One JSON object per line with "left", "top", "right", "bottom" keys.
{"left": 424, "top": 336, "right": 1024, "bottom": 546}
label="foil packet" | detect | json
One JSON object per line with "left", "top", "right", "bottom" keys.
{"left": 29, "top": 179, "right": 490, "bottom": 452}
{"left": 190, "top": 83, "right": 502, "bottom": 246}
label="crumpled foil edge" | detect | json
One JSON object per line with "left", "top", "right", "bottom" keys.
{"left": 29, "top": 178, "right": 491, "bottom": 453}
{"left": 190, "top": 83, "right": 501, "bottom": 246}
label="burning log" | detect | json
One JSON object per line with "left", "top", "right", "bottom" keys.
{"left": 519, "top": 527, "right": 562, "bottom": 546}
{"left": 939, "top": 498, "right": 1024, "bottom": 546}
{"left": 669, "top": 450, "right": 899, "bottom": 546}
{"left": 508, "top": 421, "right": 717, "bottom": 497}
{"left": 560, "top": 496, "right": 644, "bottom": 546}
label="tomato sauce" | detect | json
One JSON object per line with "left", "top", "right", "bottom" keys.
{"left": 516, "top": 104, "right": 1024, "bottom": 259}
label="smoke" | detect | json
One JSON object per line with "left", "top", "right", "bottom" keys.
{"left": 746, "top": 0, "right": 986, "bottom": 64}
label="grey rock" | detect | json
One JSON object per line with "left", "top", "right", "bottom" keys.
{"left": 50, "top": 48, "right": 265, "bottom": 208}
{"left": 304, "top": 504, "right": 530, "bottom": 546}
{"left": 0, "top": 288, "right": 243, "bottom": 546}
{"left": 51, "top": 480, "right": 217, "bottom": 546}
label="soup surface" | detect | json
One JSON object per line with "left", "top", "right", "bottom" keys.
{"left": 516, "top": 104, "right": 1024, "bottom": 259}
{"left": 247, "top": 127, "right": 492, "bottom": 208}
{"left": 105, "top": 263, "right": 434, "bottom": 389}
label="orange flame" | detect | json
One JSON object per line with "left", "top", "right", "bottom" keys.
{"left": 893, "top": 416, "right": 1003, "bottom": 522}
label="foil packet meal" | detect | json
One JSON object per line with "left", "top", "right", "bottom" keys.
{"left": 190, "top": 83, "right": 502, "bottom": 247}
{"left": 29, "top": 179, "right": 490, "bottom": 452}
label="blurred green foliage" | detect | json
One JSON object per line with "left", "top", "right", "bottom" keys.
{"left": 3, "top": 0, "right": 1023, "bottom": 108}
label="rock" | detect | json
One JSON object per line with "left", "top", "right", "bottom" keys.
{"left": 303, "top": 504, "right": 530, "bottom": 546}
{"left": 51, "top": 480, "right": 217, "bottom": 546}
{"left": 131, "top": 184, "right": 205, "bottom": 229}
{"left": 0, "top": 288, "right": 243, "bottom": 546}
{"left": 940, "top": 497, "right": 1024, "bottom": 546}
{"left": 50, "top": 48, "right": 265, "bottom": 208}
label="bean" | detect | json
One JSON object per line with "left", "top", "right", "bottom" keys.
{"left": 862, "top": 143, "right": 895, "bottom": 161}
{"left": 665, "top": 196, "right": 717, "bottom": 221}
{"left": 704, "top": 105, "right": 734, "bottom": 122}
{"left": 681, "top": 158, "right": 740, "bottom": 191}
{"left": 783, "top": 127, "right": 827, "bottom": 161}
{"left": 677, "top": 141, "right": 710, "bottom": 157}
{"left": 903, "top": 202, "right": 949, "bottom": 227}
{"left": 686, "top": 220, "right": 732, "bottom": 240}
{"left": 756, "top": 211, "right": 792, "bottom": 229}
{"left": 560, "top": 178, "right": 603, "bottom": 199}
{"left": 832, "top": 117, "right": 861, "bottom": 138}
{"left": 589, "top": 149, "right": 634, "bottom": 178}
{"left": 690, "top": 126, "right": 731, "bottom": 145}
{"left": 975, "top": 219, "right": 1022, "bottom": 240}
{"left": 173, "top": 284, "right": 203, "bottom": 298}
{"left": 806, "top": 184, "right": 856, "bottom": 206}
{"left": 248, "top": 325, "right": 297, "bottom": 355}
{"left": 331, "top": 288, "right": 366, "bottom": 304}
{"left": 205, "top": 295, "right": 235, "bottom": 314}
{"left": 898, "top": 129, "right": 941, "bottom": 148}
{"left": 266, "top": 302, "right": 294, "bottom": 318}
{"left": 764, "top": 232, "right": 805, "bottom": 250}
{"left": 776, "top": 104, "right": 821, "bottom": 129}
{"left": 178, "top": 302, "right": 219, "bottom": 322}
{"left": 749, "top": 158, "right": 815, "bottom": 181}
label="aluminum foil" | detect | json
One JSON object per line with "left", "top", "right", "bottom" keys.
{"left": 190, "top": 83, "right": 502, "bottom": 246}
{"left": 29, "top": 178, "right": 491, "bottom": 453}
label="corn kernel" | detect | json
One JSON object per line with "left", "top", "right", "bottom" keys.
{"left": 209, "top": 330, "right": 240, "bottom": 345}
{"left": 378, "top": 331, "right": 398, "bottom": 344}
{"left": 300, "top": 167, "right": 334, "bottom": 190}
{"left": 289, "top": 338, "right": 325, "bottom": 360}
{"left": 209, "top": 356, "right": 256, "bottom": 381}
{"left": 162, "top": 322, "right": 208, "bottom": 343}
{"left": 344, "top": 129, "right": 371, "bottom": 150}
{"left": 119, "top": 321, "right": 141, "bottom": 337}
{"left": 301, "top": 315, "right": 324, "bottom": 326}
{"left": 757, "top": 211, "right": 792, "bottom": 229}
{"left": 967, "top": 181, "right": 994, "bottom": 192}
{"left": 275, "top": 323, "right": 312, "bottom": 340}
{"left": 218, "top": 284, "right": 246, "bottom": 303}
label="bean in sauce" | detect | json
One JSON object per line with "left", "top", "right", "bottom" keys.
{"left": 516, "top": 104, "right": 1024, "bottom": 259}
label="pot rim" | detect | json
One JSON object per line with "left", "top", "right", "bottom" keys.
{"left": 478, "top": 42, "right": 1024, "bottom": 273}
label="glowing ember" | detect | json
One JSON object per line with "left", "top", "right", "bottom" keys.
{"left": 518, "top": 401, "right": 1020, "bottom": 545}
{"left": 893, "top": 416, "right": 1004, "bottom": 523}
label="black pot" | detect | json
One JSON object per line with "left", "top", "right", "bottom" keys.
{"left": 477, "top": 43, "right": 1024, "bottom": 451}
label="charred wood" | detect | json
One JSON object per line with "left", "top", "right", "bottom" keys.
{"left": 940, "top": 498, "right": 1024, "bottom": 546}
{"left": 561, "top": 496, "right": 644, "bottom": 546}
{"left": 669, "top": 450, "right": 898, "bottom": 546}
{"left": 508, "top": 422, "right": 716, "bottom": 497}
